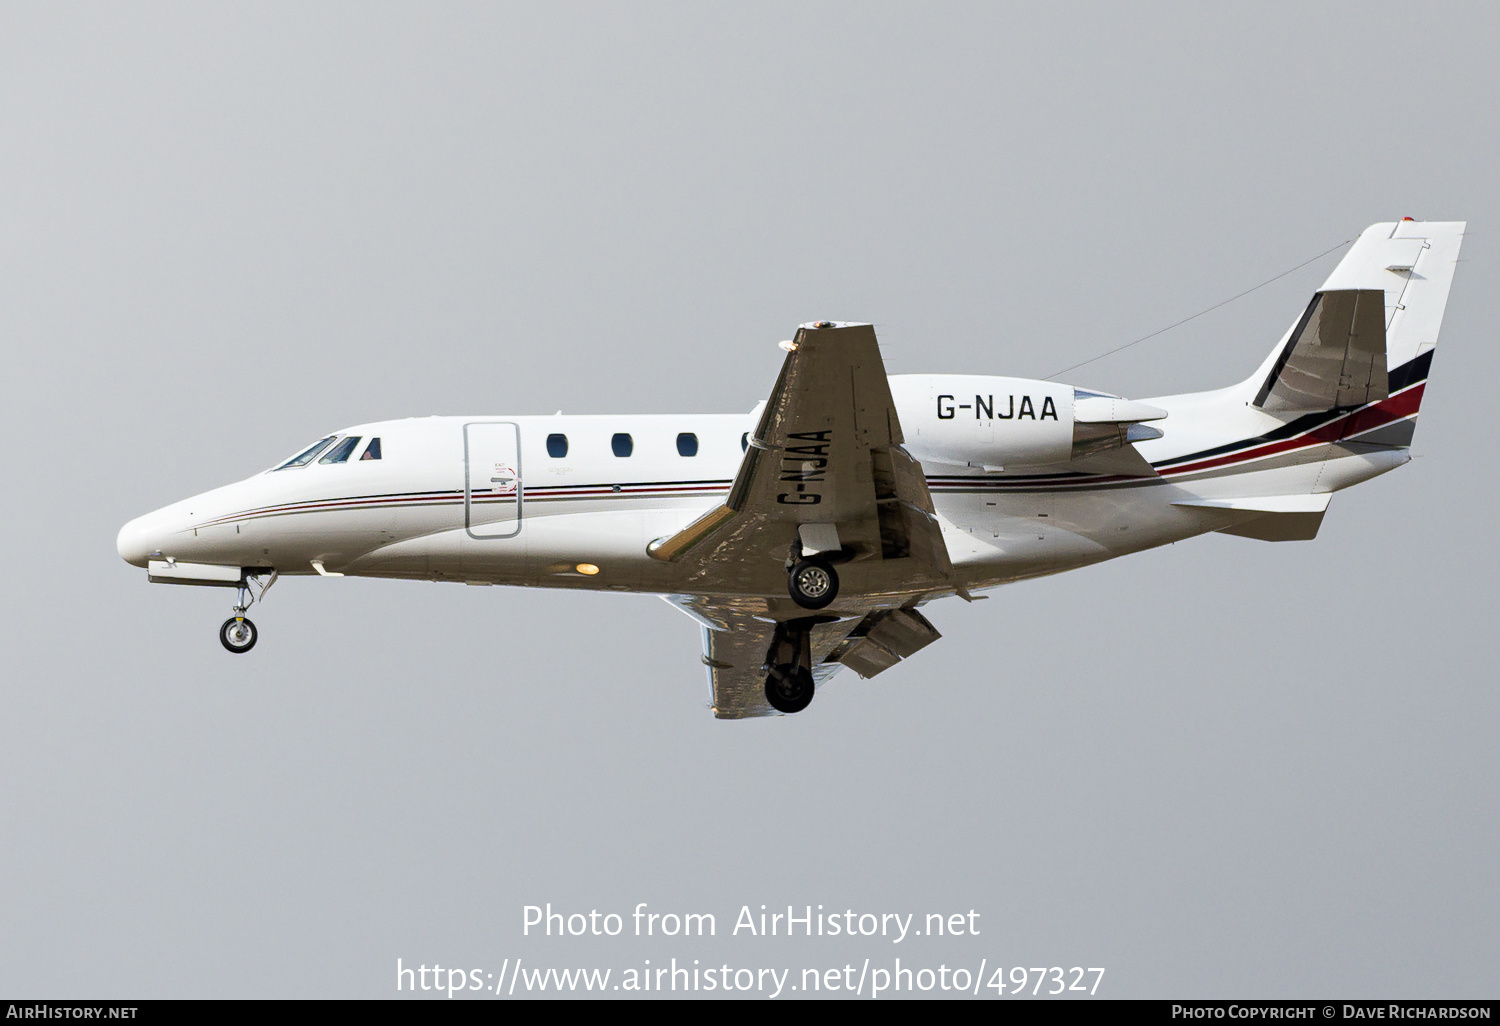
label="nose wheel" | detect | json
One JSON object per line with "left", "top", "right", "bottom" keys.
{"left": 220, "top": 616, "right": 258, "bottom": 653}
{"left": 217, "top": 573, "right": 274, "bottom": 654}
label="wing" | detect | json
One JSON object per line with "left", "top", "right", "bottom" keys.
{"left": 649, "top": 322, "right": 952, "bottom": 598}
{"left": 664, "top": 594, "right": 944, "bottom": 719}
{"left": 665, "top": 594, "right": 857, "bottom": 718}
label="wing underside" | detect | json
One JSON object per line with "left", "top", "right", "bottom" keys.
{"left": 650, "top": 322, "right": 951, "bottom": 598}
{"left": 665, "top": 595, "right": 859, "bottom": 718}
{"left": 655, "top": 322, "right": 953, "bottom": 717}
{"left": 666, "top": 594, "right": 944, "bottom": 718}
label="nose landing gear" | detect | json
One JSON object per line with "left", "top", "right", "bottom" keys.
{"left": 218, "top": 573, "right": 275, "bottom": 654}
{"left": 220, "top": 615, "right": 257, "bottom": 653}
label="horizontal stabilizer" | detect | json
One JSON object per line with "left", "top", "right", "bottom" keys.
{"left": 1255, "top": 289, "right": 1388, "bottom": 413}
{"left": 1217, "top": 512, "right": 1325, "bottom": 542}
{"left": 1172, "top": 494, "right": 1330, "bottom": 514}
{"left": 1174, "top": 494, "right": 1330, "bottom": 542}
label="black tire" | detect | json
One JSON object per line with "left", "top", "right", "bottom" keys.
{"left": 220, "top": 616, "right": 258, "bottom": 654}
{"left": 787, "top": 556, "right": 839, "bottom": 610}
{"left": 764, "top": 665, "right": 815, "bottom": 714}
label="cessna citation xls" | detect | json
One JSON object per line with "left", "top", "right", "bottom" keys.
{"left": 118, "top": 220, "right": 1462, "bottom": 717}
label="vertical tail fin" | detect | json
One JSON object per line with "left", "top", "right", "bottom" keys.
{"left": 1249, "top": 220, "right": 1464, "bottom": 444}
{"left": 1328, "top": 219, "right": 1465, "bottom": 373}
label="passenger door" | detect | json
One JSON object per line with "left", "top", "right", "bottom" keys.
{"left": 464, "top": 422, "right": 522, "bottom": 539}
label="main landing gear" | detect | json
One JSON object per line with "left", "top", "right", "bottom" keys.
{"left": 763, "top": 618, "right": 820, "bottom": 714}
{"left": 765, "top": 663, "right": 815, "bottom": 714}
{"left": 788, "top": 555, "right": 839, "bottom": 610}
{"left": 218, "top": 573, "right": 275, "bottom": 654}
{"left": 766, "top": 544, "right": 842, "bottom": 711}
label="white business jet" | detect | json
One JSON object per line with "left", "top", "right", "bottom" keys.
{"left": 118, "top": 220, "right": 1462, "bottom": 717}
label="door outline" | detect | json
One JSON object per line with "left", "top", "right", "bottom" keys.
{"left": 464, "top": 421, "right": 522, "bottom": 539}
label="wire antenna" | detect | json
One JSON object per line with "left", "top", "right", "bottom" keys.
{"left": 1043, "top": 238, "right": 1355, "bottom": 381}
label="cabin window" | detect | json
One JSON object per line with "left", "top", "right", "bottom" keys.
{"left": 611, "top": 433, "right": 633, "bottom": 457}
{"left": 275, "top": 436, "right": 337, "bottom": 470}
{"left": 676, "top": 432, "right": 698, "bottom": 457}
{"left": 360, "top": 437, "right": 382, "bottom": 460}
{"left": 546, "top": 433, "right": 568, "bottom": 458}
{"left": 741, "top": 432, "right": 749, "bottom": 452}
{"left": 319, "top": 436, "right": 362, "bottom": 464}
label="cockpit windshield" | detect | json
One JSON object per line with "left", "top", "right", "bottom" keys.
{"left": 318, "top": 436, "right": 362, "bottom": 464}
{"left": 273, "top": 436, "right": 337, "bottom": 470}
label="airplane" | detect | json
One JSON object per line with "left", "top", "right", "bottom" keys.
{"left": 117, "top": 219, "right": 1463, "bottom": 717}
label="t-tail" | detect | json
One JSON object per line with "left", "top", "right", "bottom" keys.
{"left": 1244, "top": 218, "right": 1464, "bottom": 444}
{"left": 1159, "top": 220, "right": 1464, "bottom": 542}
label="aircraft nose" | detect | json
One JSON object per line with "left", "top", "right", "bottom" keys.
{"left": 117, "top": 511, "right": 166, "bottom": 567}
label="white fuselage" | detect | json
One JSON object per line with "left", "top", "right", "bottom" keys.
{"left": 112, "top": 219, "right": 1457, "bottom": 714}
{"left": 116, "top": 375, "right": 1409, "bottom": 602}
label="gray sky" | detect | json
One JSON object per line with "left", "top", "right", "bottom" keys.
{"left": 2, "top": 1, "right": 1496, "bottom": 999}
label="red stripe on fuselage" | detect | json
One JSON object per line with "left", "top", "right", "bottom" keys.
{"left": 1339, "top": 382, "right": 1424, "bottom": 439}
{"left": 206, "top": 383, "right": 1429, "bottom": 524}
{"left": 1157, "top": 382, "right": 1424, "bottom": 478}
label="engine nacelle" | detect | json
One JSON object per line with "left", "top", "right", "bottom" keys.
{"left": 889, "top": 375, "right": 1165, "bottom": 472}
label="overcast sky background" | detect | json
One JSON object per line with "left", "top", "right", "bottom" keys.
{"left": 2, "top": 2, "right": 1496, "bottom": 999}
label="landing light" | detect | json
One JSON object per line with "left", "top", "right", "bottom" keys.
{"left": 575, "top": 563, "right": 600, "bottom": 576}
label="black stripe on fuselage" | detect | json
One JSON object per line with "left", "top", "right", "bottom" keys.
{"left": 1153, "top": 351, "right": 1432, "bottom": 470}
{"left": 1387, "top": 347, "right": 1434, "bottom": 394}
{"left": 217, "top": 355, "right": 1439, "bottom": 522}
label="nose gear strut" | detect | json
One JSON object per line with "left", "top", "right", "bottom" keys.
{"left": 218, "top": 572, "right": 275, "bottom": 654}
